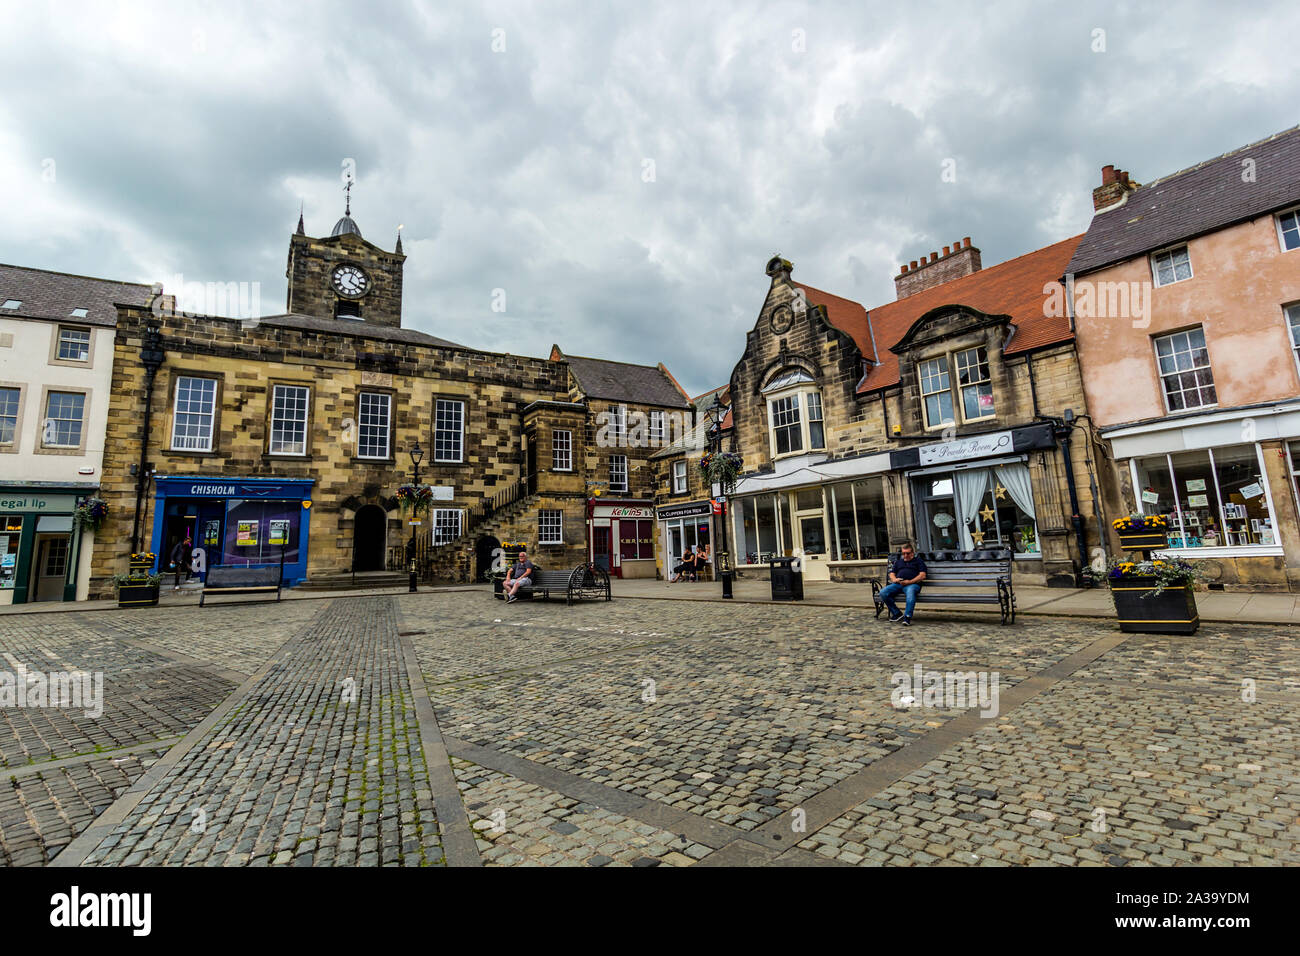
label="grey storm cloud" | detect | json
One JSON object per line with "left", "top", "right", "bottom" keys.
{"left": 2, "top": 0, "right": 1298, "bottom": 395}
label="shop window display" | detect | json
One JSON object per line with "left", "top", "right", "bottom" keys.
{"left": 1133, "top": 444, "right": 1275, "bottom": 548}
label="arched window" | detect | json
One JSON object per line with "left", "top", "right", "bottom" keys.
{"left": 762, "top": 368, "right": 825, "bottom": 457}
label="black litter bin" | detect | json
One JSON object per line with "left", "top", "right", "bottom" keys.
{"left": 769, "top": 556, "right": 804, "bottom": 601}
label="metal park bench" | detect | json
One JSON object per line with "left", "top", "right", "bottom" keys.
{"left": 496, "top": 565, "right": 612, "bottom": 606}
{"left": 200, "top": 565, "right": 284, "bottom": 607}
{"left": 871, "top": 549, "right": 1017, "bottom": 625}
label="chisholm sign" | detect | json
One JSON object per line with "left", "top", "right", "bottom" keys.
{"left": 917, "top": 430, "right": 1014, "bottom": 466}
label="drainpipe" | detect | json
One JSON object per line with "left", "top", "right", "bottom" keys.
{"left": 130, "top": 317, "right": 166, "bottom": 557}
{"left": 1052, "top": 409, "right": 1088, "bottom": 588}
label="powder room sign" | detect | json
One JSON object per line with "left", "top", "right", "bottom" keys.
{"left": 917, "top": 431, "right": 1014, "bottom": 466}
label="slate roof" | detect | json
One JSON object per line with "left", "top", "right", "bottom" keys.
{"left": 0, "top": 263, "right": 156, "bottom": 327}
{"left": 560, "top": 352, "right": 692, "bottom": 408}
{"left": 252, "top": 313, "right": 463, "bottom": 349}
{"left": 849, "top": 235, "right": 1083, "bottom": 393}
{"left": 1067, "top": 124, "right": 1300, "bottom": 276}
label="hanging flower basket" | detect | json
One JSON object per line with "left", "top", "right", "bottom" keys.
{"left": 74, "top": 497, "right": 109, "bottom": 532}
{"left": 696, "top": 452, "right": 744, "bottom": 491}
{"left": 395, "top": 484, "right": 434, "bottom": 517}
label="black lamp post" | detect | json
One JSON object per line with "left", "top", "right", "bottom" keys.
{"left": 704, "top": 394, "right": 734, "bottom": 599}
{"left": 130, "top": 319, "right": 165, "bottom": 558}
{"left": 406, "top": 441, "right": 425, "bottom": 593}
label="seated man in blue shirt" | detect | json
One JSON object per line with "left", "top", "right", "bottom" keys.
{"left": 878, "top": 543, "right": 927, "bottom": 625}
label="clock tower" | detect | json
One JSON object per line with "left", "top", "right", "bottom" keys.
{"left": 285, "top": 197, "right": 406, "bottom": 328}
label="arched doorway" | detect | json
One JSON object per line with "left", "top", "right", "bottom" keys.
{"left": 475, "top": 535, "right": 501, "bottom": 582}
{"left": 354, "top": 505, "right": 387, "bottom": 571}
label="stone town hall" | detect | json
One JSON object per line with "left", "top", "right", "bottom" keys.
{"left": 82, "top": 203, "right": 693, "bottom": 597}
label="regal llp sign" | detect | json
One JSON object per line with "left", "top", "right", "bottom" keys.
{"left": 917, "top": 430, "right": 1013, "bottom": 466}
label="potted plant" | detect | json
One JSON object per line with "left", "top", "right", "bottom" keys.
{"left": 1084, "top": 557, "right": 1201, "bottom": 635}
{"left": 1112, "top": 513, "right": 1169, "bottom": 552}
{"left": 129, "top": 551, "right": 156, "bottom": 572}
{"left": 113, "top": 569, "right": 162, "bottom": 608}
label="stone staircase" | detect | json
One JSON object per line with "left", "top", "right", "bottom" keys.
{"left": 418, "top": 480, "right": 540, "bottom": 583}
{"left": 295, "top": 570, "right": 411, "bottom": 592}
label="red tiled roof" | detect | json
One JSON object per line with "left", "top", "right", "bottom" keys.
{"left": 851, "top": 235, "right": 1083, "bottom": 393}
{"left": 794, "top": 282, "right": 876, "bottom": 365}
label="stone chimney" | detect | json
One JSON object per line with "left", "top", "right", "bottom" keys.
{"left": 894, "top": 237, "right": 982, "bottom": 300}
{"left": 1092, "top": 165, "right": 1138, "bottom": 211}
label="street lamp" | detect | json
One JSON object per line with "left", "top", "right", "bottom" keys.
{"left": 407, "top": 441, "right": 425, "bottom": 593}
{"left": 704, "top": 393, "right": 734, "bottom": 599}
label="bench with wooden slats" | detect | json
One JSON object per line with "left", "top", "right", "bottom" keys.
{"left": 871, "top": 549, "right": 1016, "bottom": 625}
{"left": 497, "top": 564, "right": 612, "bottom": 606}
{"left": 200, "top": 565, "right": 283, "bottom": 606}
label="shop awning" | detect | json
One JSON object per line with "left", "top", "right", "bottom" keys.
{"left": 733, "top": 451, "right": 892, "bottom": 496}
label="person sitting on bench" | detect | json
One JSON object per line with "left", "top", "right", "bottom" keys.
{"left": 668, "top": 547, "right": 697, "bottom": 584}
{"left": 503, "top": 550, "right": 537, "bottom": 603}
{"left": 877, "top": 542, "right": 927, "bottom": 626}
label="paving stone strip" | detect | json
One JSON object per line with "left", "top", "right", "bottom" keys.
{"left": 697, "top": 634, "right": 1129, "bottom": 865}
{"left": 53, "top": 598, "right": 446, "bottom": 867}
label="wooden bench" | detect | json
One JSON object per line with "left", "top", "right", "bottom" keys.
{"left": 871, "top": 549, "right": 1016, "bottom": 625}
{"left": 496, "top": 565, "right": 611, "bottom": 606}
{"left": 200, "top": 565, "right": 284, "bottom": 606}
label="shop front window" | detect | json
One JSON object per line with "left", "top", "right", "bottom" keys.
{"left": 913, "top": 464, "right": 1038, "bottom": 555}
{"left": 736, "top": 494, "right": 783, "bottom": 565}
{"left": 827, "top": 479, "right": 889, "bottom": 560}
{"left": 1, "top": 515, "right": 21, "bottom": 589}
{"left": 1134, "top": 444, "right": 1276, "bottom": 549}
{"left": 222, "top": 499, "right": 301, "bottom": 566}
{"left": 620, "top": 519, "right": 653, "bottom": 560}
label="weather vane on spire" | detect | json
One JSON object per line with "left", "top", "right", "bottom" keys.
{"left": 343, "top": 173, "right": 354, "bottom": 216}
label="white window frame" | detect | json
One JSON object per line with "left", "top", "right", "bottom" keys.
{"left": 270, "top": 384, "right": 311, "bottom": 456}
{"left": 1153, "top": 327, "right": 1217, "bottom": 413}
{"left": 609, "top": 454, "right": 628, "bottom": 493}
{"left": 43, "top": 390, "right": 85, "bottom": 448}
{"left": 434, "top": 398, "right": 465, "bottom": 463}
{"left": 608, "top": 404, "right": 627, "bottom": 447}
{"left": 0, "top": 386, "right": 20, "bottom": 447}
{"left": 768, "top": 393, "right": 803, "bottom": 457}
{"left": 954, "top": 347, "right": 995, "bottom": 422}
{"left": 918, "top": 356, "right": 954, "bottom": 430}
{"left": 357, "top": 391, "right": 392, "bottom": 460}
{"left": 552, "top": 428, "right": 572, "bottom": 471}
{"left": 805, "top": 392, "right": 825, "bottom": 449}
{"left": 649, "top": 410, "right": 664, "bottom": 446}
{"left": 1151, "top": 244, "right": 1193, "bottom": 287}
{"left": 170, "top": 376, "right": 218, "bottom": 452}
{"left": 1285, "top": 303, "right": 1300, "bottom": 381}
{"left": 539, "top": 509, "right": 563, "bottom": 545}
{"left": 56, "top": 326, "right": 92, "bottom": 362}
{"left": 1276, "top": 206, "right": 1300, "bottom": 253}
{"left": 431, "top": 508, "right": 462, "bottom": 545}
{"left": 672, "top": 459, "right": 688, "bottom": 494}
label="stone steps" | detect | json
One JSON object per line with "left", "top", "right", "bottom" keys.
{"left": 296, "top": 571, "right": 410, "bottom": 592}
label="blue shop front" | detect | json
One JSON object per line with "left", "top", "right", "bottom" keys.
{"left": 149, "top": 476, "right": 315, "bottom": 586}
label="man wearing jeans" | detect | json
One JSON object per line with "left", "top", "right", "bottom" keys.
{"left": 878, "top": 542, "right": 927, "bottom": 625}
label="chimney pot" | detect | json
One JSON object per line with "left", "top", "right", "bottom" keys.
{"left": 963, "top": 237, "right": 972, "bottom": 247}
{"left": 1101, "top": 164, "right": 1117, "bottom": 185}
{"left": 900, "top": 263, "right": 909, "bottom": 274}
{"left": 942, "top": 246, "right": 950, "bottom": 256}
{"left": 910, "top": 260, "right": 918, "bottom": 270}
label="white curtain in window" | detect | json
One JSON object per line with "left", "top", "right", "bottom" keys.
{"left": 955, "top": 469, "right": 989, "bottom": 552}
{"left": 995, "top": 463, "right": 1036, "bottom": 519}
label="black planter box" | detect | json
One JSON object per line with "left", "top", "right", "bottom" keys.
{"left": 1117, "top": 531, "right": 1168, "bottom": 552}
{"left": 1109, "top": 576, "right": 1198, "bottom": 634}
{"left": 118, "top": 582, "right": 160, "bottom": 608}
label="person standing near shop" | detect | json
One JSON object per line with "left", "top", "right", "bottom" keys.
{"left": 170, "top": 535, "right": 193, "bottom": 591}
{"left": 878, "top": 542, "right": 927, "bottom": 625}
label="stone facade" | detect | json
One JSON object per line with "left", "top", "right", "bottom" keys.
{"left": 285, "top": 230, "right": 405, "bottom": 328}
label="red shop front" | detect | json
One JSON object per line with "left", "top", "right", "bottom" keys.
{"left": 587, "top": 500, "right": 656, "bottom": 579}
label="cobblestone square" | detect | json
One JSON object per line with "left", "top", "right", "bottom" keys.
{"left": 1, "top": 590, "right": 1295, "bottom": 866}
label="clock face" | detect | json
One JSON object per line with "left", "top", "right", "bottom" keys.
{"left": 332, "top": 264, "right": 370, "bottom": 298}
{"left": 770, "top": 304, "right": 794, "bottom": 334}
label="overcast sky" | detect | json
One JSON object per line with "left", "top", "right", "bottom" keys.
{"left": 2, "top": 1, "right": 1298, "bottom": 396}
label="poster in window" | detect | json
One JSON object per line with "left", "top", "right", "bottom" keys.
{"left": 236, "top": 520, "right": 259, "bottom": 546}
{"left": 203, "top": 519, "right": 221, "bottom": 547}
{"left": 269, "top": 519, "right": 290, "bottom": 546}
{"left": 1239, "top": 482, "right": 1264, "bottom": 499}
{"left": 1187, "top": 493, "right": 1209, "bottom": 508}
{"left": 1186, "top": 478, "right": 1207, "bottom": 492}
{"left": 1141, "top": 490, "right": 1160, "bottom": 504}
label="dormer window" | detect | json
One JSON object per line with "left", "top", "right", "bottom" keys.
{"left": 762, "top": 368, "right": 825, "bottom": 458}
